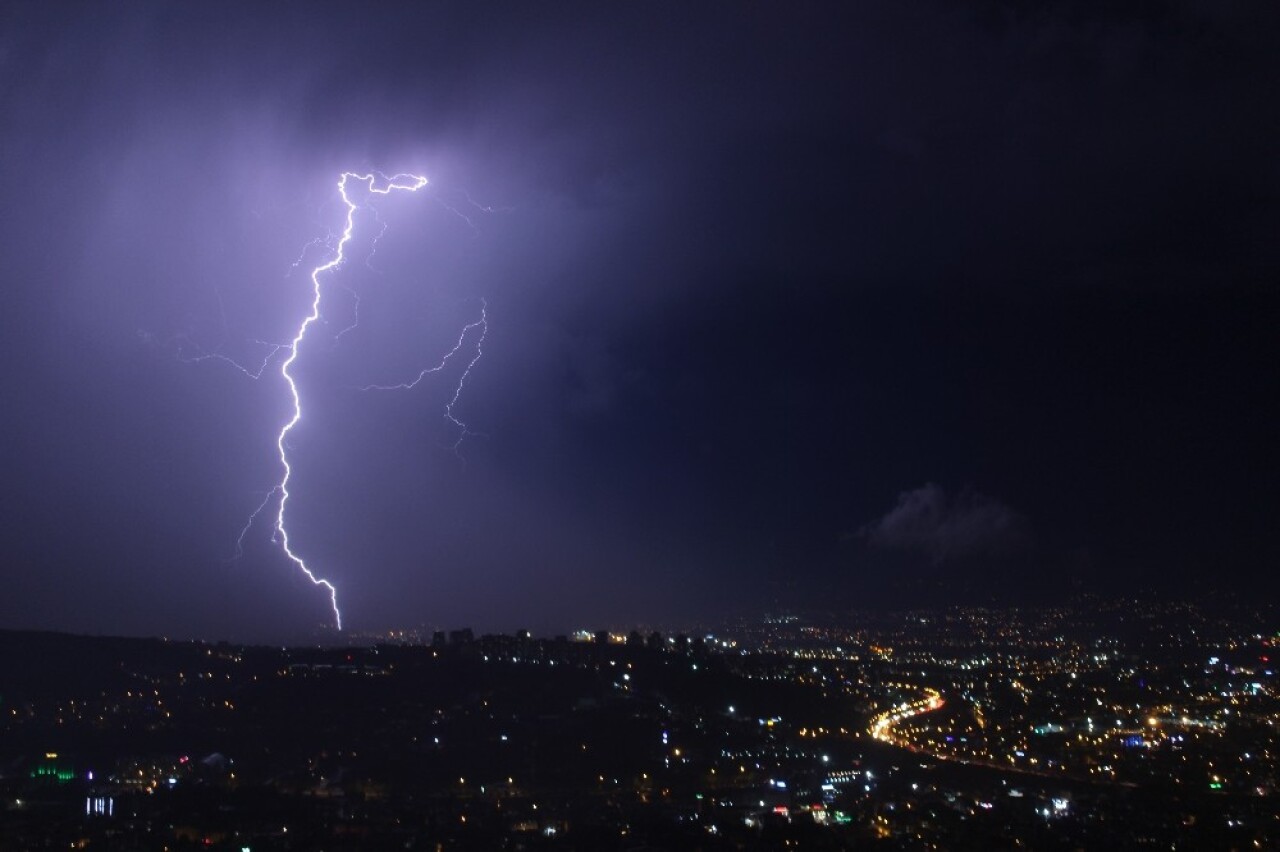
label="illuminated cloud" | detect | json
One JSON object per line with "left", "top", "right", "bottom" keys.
{"left": 861, "top": 483, "right": 1028, "bottom": 564}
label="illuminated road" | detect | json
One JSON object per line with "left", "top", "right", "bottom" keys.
{"left": 866, "top": 685, "right": 1137, "bottom": 787}
{"left": 868, "top": 686, "right": 945, "bottom": 746}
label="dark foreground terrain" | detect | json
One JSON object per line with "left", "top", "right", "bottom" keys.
{"left": 2, "top": 602, "right": 1277, "bottom": 849}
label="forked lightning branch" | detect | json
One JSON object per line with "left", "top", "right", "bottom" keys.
{"left": 206, "top": 172, "right": 487, "bottom": 630}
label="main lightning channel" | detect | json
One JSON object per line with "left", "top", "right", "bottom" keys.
{"left": 273, "top": 172, "right": 428, "bottom": 630}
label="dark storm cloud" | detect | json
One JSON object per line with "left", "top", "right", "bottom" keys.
{"left": 861, "top": 484, "right": 1028, "bottom": 564}
{"left": 0, "top": 2, "right": 1276, "bottom": 639}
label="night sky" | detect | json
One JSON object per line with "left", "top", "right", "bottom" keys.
{"left": 2, "top": 2, "right": 1277, "bottom": 641}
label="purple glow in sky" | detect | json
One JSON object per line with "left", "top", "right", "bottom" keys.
{"left": 230, "top": 171, "right": 464, "bottom": 631}
{"left": 1, "top": 2, "right": 1277, "bottom": 641}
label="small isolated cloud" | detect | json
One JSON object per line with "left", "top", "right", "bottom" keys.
{"left": 861, "top": 483, "right": 1028, "bottom": 564}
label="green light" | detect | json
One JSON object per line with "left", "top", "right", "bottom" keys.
{"left": 1209, "top": 782, "right": 1223, "bottom": 790}
{"left": 30, "top": 763, "right": 75, "bottom": 783}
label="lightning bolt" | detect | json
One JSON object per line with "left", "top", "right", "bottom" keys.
{"left": 268, "top": 172, "right": 432, "bottom": 630}
{"left": 191, "top": 171, "right": 490, "bottom": 630}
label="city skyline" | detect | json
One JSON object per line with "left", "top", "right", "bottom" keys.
{"left": 2, "top": 596, "right": 1276, "bottom": 848}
